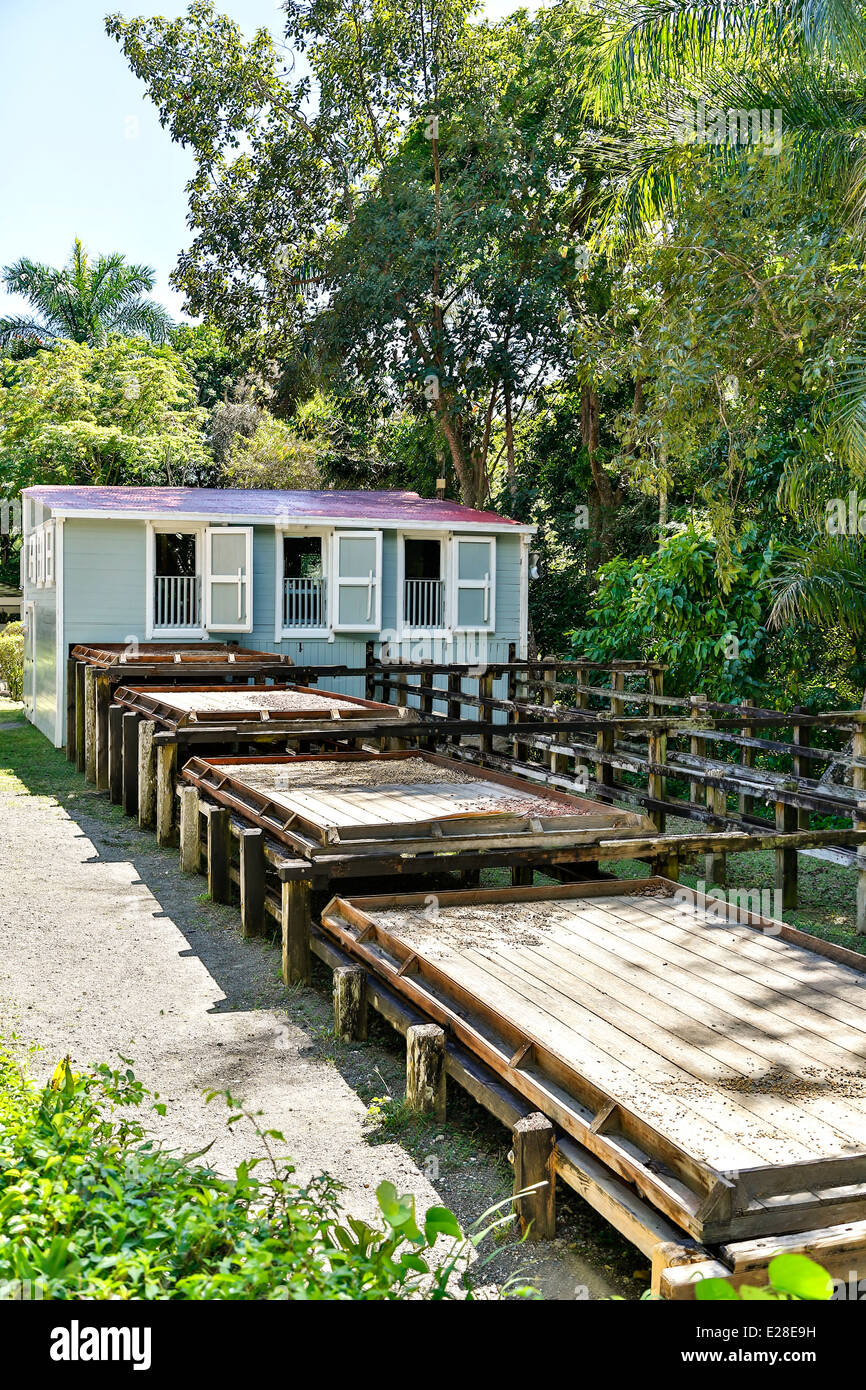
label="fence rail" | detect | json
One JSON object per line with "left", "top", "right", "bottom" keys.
{"left": 283, "top": 577, "right": 326, "bottom": 629}
{"left": 153, "top": 575, "right": 200, "bottom": 630}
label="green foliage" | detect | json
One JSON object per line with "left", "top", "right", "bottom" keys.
{"left": 696, "top": 1253, "right": 834, "bottom": 1301}
{"left": 0, "top": 238, "right": 173, "bottom": 349}
{"left": 0, "top": 622, "right": 23, "bottom": 702}
{"left": 0, "top": 1054, "right": 523, "bottom": 1300}
{"left": 171, "top": 323, "right": 250, "bottom": 410}
{"left": 0, "top": 337, "right": 214, "bottom": 490}
{"left": 572, "top": 521, "right": 774, "bottom": 699}
{"left": 225, "top": 413, "right": 321, "bottom": 489}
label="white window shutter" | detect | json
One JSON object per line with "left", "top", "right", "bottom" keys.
{"left": 44, "top": 523, "right": 54, "bottom": 587}
{"left": 204, "top": 526, "right": 253, "bottom": 632}
{"left": 452, "top": 537, "right": 495, "bottom": 631}
{"left": 332, "top": 531, "right": 382, "bottom": 631}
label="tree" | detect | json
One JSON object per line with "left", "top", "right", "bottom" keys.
{"left": 0, "top": 337, "right": 212, "bottom": 491}
{"left": 106, "top": 1, "right": 606, "bottom": 507}
{"left": 225, "top": 413, "right": 320, "bottom": 489}
{"left": 0, "top": 238, "right": 173, "bottom": 348}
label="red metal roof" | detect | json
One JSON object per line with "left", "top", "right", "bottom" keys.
{"left": 26, "top": 485, "right": 522, "bottom": 528}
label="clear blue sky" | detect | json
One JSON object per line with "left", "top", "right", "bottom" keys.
{"left": 0, "top": 0, "right": 529, "bottom": 326}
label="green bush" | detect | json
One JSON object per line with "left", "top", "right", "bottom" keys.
{"left": 0, "top": 621, "right": 23, "bottom": 702}
{"left": 0, "top": 1052, "right": 527, "bottom": 1300}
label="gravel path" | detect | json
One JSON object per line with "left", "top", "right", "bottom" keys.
{"left": 0, "top": 708, "right": 636, "bottom": 1300}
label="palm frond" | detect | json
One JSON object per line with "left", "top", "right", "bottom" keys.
{"left": 769, "top": 533, "right": 866, "bottom": 635}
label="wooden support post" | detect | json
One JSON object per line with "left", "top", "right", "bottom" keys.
{"left": 364, "top": 641, "right": 377, "bottom": 700}
{"left": 239, "top": 827, "right": 266, "bottom": 937}
{"left": 406, "top": 1023, "right": 446, "bottom": 1119}
{"left": 647, "top": 728, "right": 667, "bottom": 833}
{"left": 207, "top": 806, "right": 231, "bottom": 904}
{"left": 448, "top": 672, "right": 463, "bottom": 750}
{"left": 156, "top": 742, "right": 178, "bottom": 847}
{"left": 333, "top": 965, "right": 368, "bottom": 1042}
{"left": 178, "top": 785, "right": 201, "bottom": 873}
{"left": 281, "top": 879, "right": 311, "bottom": 985}
{"left": 84, "top": 666, "right": 97, "bottom": 783}
{"left": 573, "top": 664, "right": 588, "bottom": 776}
{"left": 512, "top": 865, "right": 534, "bottom": 887}
{"left": 793, "top": 710, "right": 810, "bottom": 831}
{"left": 705, "top": 785, "right": 728, "bottom": 887}
{"left": 511, "top": 1112, "right": 555, "bottom": 1241}
{"left": 121, "top": 711, "right": 139, "bottom": 817}
{"left": 479, "top": 671, "right": 494, "bottom": 758}
{"left": 610, "top": 669, "right": 625, "bottom": 718}
{"left": 739, "top": 698, "right": 755, "bottom": 818}
{"left": 74, "top": 662, "right": 86, "bottom": 773}
{"left": 108, "top": 704, "right": 123, "bottom": 804}
{"left": 689, "top": 694, "right": 707, "bottom": 812}
{"left": 647, "top": 667, "right": 663, "bottom": 719}
{"left": 137, "top": 720, "right": 156, "bottom": 829}
{"left": 95, "top": 672, "right": 111, "bottom": 792}
{"left": 542, "top": 664, "right": 556, "bottom": 772}
{"left": 65, "top": 657, "right": 77, "bottom": 761}
{"left": 655, "top": 850, "right": 680, "bottom": 882}
{"left": 775, "top": 792, "right": 798, "bottom": 910}
{"left": 595, "top": 726, "right": 614, "bottom": 796}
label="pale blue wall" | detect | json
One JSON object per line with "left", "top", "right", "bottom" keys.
{"left": 32, "top": 512, "right": 525, "bottom": 742}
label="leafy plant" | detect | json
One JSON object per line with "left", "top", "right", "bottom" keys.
{"left": 0, "top": 1050, "right": 530, "bottom": 1300}
{"left": 697, "top": 1253, "right": 834, "bottom": 1301}
{"left": 0, "top": 621, "right": 23, "bottom": 702}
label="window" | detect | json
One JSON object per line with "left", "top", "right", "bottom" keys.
{"left": 452, "top": 537, "right": 495, "bottom": 631}
{"left": 36, "top": 528, "right": 45, "bottom": 587}
{"left": 152, "top": 529, "right": 201, "bottom": 631}
{"left": 403, "top": 537, "right": 445, "bottom": 630}
{"left": 333, "top": 530, "right": 381, "bottom": 631}
{"left": 27, "top": 534, "right": 36, "bottom": 586}
{"left": 205, "top": 526, "right": 253, "bottom": 632}
{"left": 283, "top": 535, "right": 326, "bottom": 630}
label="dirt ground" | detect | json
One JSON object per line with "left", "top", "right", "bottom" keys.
{"left": 0, "top": 699, "right": 645, "bottom": 1300}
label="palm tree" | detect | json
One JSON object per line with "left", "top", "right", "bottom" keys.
{"left": 587, "top": 0, "right": 866, "bottom": 645}
{"left": 0, "top": 238, "right": 174, "bottom": 348}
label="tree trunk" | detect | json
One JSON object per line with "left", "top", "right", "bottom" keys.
{"left": 581, "top": 384, "right": 620, "bottom": 571}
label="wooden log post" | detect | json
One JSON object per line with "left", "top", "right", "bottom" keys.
{"left": 333, "top": 965, "right": 368, "bottom": 1042}
{"left": 512, "top": 865, "right": 534, "bottom": 887}
{"left": 107, "top": 704, "right": 123, "bottom": 804}
{"left": 775, "top": 789, "right": 798, "bottom": 911}
{"left": 792, "top": 714, "right": 811, "bottom": 831}
{"left": 511, "top": 1112, "right": 556, "bottom": 1241}
{"left": 364, "top": 641, "right": 377, "bottom": 700}
{"left": 655, "top": 849, "right": 680, "bottom": 882}
{"left": 448, "top": 671, "right": 463, "bottom": 751}
{"left": 478, "top": 670, "right": 495, "bottom": 759}
{"left": 689, "top": 694, "right": 707, "bottom": 813}
{"left": 542, "top": 664, "right": 556, "bottom": 772}
{"left": 647, "top": 666, "right": 663, "bottom": 719}
{"left": 207, "top": 806, "right": 231, "bottom": 904}
{"left": 178, "top": 785, "right": 201, "bottom": 874}
{"left": 121, "top": 711, "right": 139, "bottom": 818}
{"left": 739, "top": 698, "right": 755, "bottom": 818}
{"left": 705, "top": 785, "right": 728, "bottom": 887}
{"left": 65, "top": 657, "right": 77, "bottom": 761}
{"left": 239, "top": 827, "right": 266, "bottom": 937}
{"left": 84, "top": 666, "right": 97, "bottom": 783}
{"left": 74, "top": 661, "right": 87, "bottom": 774}
{"left": 281, "top": 878, "right": 311, "bottom": 986}
{"left": 137, "top": 719, "right": 156, "bottom": 829}
{"left": 95, "top": 672, "right": 111, "bottom": 792}
{"left": 156, "top": 742, "right": 178, "bottom": 848}
{"left": 573, "top": 664, "right": 588, "bottom": 778}
{"left": 610, "top": 669, "right": 625, "bottom": 718}
{"left": 406, "top": 1023, "right": 446, "bottom": 1119}
{"left": 595, "top": 725, "right": 614, "bottom": 797}
{"left": 647, "top": 728, "right": 667, "bottom": 834}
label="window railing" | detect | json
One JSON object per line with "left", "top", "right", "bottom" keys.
{"left": 154, "top": 574, "right": 201, "bottom": 629}
{"left": 283, "top": 576, "right": 327, "bottom": 629}
{"left": 404, "top": 578, "right": 445, "bottom": 629}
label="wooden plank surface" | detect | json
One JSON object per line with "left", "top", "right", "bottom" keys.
{"left": 370, "top": 891, "right": 866, "bottom": 1173}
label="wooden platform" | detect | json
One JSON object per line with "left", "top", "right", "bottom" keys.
{"left": 113, "top": 682, "right": 413, "bottom": 730}
{"left": 70, "top": 641, "right": 292, "bottom": 671}
{"left": 180, "top": 751, "right": 652, "bottom": 859}
{"left": 321, "top": 879, "right": 866, "bottom": 1246}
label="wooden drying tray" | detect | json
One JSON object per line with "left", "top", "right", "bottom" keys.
{"left": 180, "top": 749, "right": 653, "bottom": 857}
{"left": 113, "top": 683, "right": 416, "bottom": 730}
{"left": 321, "top": 877, "right": 866, "bottom": 1245}
{"left": 70, "top": 641, "right": 292, "bottom": 669}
